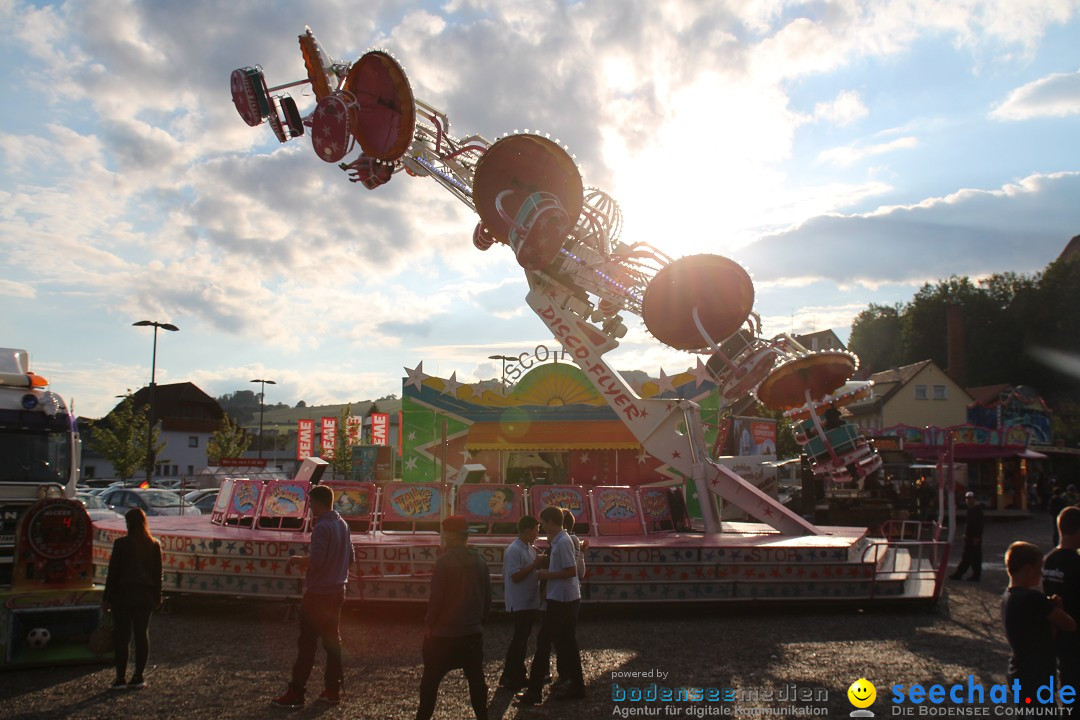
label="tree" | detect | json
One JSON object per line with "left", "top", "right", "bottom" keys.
{"left": 214, "top": 389, "right": 260, "bottom": 425}
{"left": 320, "top": 404, "right": 361, "bottom": 479}
{"left": 206, "top": 413, "right": 250, "bottom": 464}
{"left": 847, "top": 303, "right": 905, "bottom": 375}
{"left": 89, "top": 393, "right": 162, "bottom": 481}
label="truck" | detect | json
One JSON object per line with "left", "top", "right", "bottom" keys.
{"left": 0, "top": 348, "right": 80, "bottom": 586}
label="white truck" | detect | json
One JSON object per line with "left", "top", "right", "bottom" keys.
{"left": 0, "top": 348, "right": 80, "bottom": 586}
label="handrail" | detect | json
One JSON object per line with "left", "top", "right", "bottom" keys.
{"left": 862, "top": 535, "right": 949, "bottom": 601}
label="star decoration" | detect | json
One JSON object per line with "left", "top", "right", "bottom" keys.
{"left": 690, "top": 357, "right": 713, "bottom": 387}
{"left": 579, "top": 452, "right": 590, "bottom": 463}
{"left": 407, "top": 431, "right": 416, "bottom": 441}
{"left": 441, "top": 371, "right": 463, "bottom": 396}
{"left": 656, "top": 368, "right": 677, "bottom": 395}
{"left": 404, "top": 361, "right": 429, "bottom": 391}
{"left": 404, "top": 456, "right": 418, "bottom": 471}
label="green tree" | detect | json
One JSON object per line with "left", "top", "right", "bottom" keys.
{"left": 89, "top": 393, "right": 162, "bottom": 481}
{"left": 847, "top": 303, "right": 905, "bottom": 375}
{"left": 214, "top": 389, "right": 260, "bottom": 425}
{"left": 206, "top": 413, "right": 250, "bottom": 464}
{"left": 321, "top": 404, "right": 361, "bottom": 479}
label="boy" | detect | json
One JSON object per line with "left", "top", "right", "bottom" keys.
{"left": 499, "top": 515, "right": 543, "bottom": 690}
{"left": 1002, "top": 541, "right": 1075, "bottom": 705}
{"left": 1044, "top": 508, "right": 1080, "bottom": 693}
{"left": 515, "top": 506, "right": 585, "bottom": 705}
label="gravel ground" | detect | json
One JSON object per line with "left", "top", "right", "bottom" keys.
{"left": 0, "top": 511, "right": 1055, "bottom": 720}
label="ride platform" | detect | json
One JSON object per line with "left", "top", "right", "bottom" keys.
{"left": 90, "top": 511, "right": 946, "bottom": 607}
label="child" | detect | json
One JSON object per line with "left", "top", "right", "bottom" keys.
{"left": 1043, "top": 508, "right": 1080, "bottom": 694}
{"left": 1003, "top": 541, "right": 1076, "bottom": 704}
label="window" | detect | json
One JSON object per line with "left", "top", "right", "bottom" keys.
{"left": 84, "top": 465, "right": 96, "bottom": 479}
{"left": 189, "top": 436, "right": 199, "bottom": 448}
{"left": 933, "top": 385, "right": 947, "bottom": 400}
{"left": 914, "top": 384, "right": 928, "bottom": 400}
{"left": 187, "top": 465, "right": 194, "bottom": 477}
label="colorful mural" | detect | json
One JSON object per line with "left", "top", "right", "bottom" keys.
{"left": 401, "top": 361, "right": 723, "bottom": 488}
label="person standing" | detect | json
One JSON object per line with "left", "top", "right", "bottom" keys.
{"left": 1044, "top": 507, "right": 1080, "bottom": 692}
{"left": 416, "top": 515, "right": 492, "bottom": 720}
{"left": 950, "top": 492, "right": 984, "bottom": 582}
{"left": 1050, "top": 486, "right": 1068, "bottom": 546}
{"left": 1002, "top": 541, "right": 1075, "bottom": 705}
{"left": 272, "top": 485, "right": 355, "bottom": 708}
{"left": 103, "top": 508, "right": 162, "bottom": 691}
{"left": 498, "top": 515, "right": 543, "bottom": 690}
{"left": 516, "top": 506, "right": 585, "bottom": 705}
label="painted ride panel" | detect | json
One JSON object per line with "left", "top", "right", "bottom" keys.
{"left": 90, "top": 481, "right": 945, "bottom": 605}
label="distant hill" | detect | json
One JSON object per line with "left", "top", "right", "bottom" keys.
{"left": 252, "top": 399, "right": 403, "bottom": 433}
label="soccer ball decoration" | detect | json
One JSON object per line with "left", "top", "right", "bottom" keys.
{"left": 26, "top": 627, "right": 51, "bottom": 650}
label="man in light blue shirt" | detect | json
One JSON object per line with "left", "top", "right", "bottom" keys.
{"left": 515, "top": 506, "right": 585, "bottom": 704}
{"left": 499, "top": 515, "right": 542, "bottom": 689}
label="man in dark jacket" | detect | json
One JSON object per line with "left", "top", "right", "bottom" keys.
{"left": 950, "top": 491, "right": 984, "bottom": 581}
{"left": 272, "top": 485, "right": 354, "bottom": 708}
{"left": 415, "top": 515, "right": 492, "bottom": 720}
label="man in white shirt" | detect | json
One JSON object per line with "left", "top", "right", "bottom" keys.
{"left": 515, "top": 506, "right": 585, "bottom": 704}
{"left": 499, "top": 515, "right": 542, "bottom": 690}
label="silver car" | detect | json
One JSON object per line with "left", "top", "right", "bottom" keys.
{"left": 76, "top": 492, "right": 123, "bottom": 522}
{"left": 100, "top": 488, "right": 202, "bottom": 516}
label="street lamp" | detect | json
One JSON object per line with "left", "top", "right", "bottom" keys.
{"left": 488, "top": 354, "right": 515, "bottom": 392}
{"left": 132, "top": 320, "right": 179, "bottom": 485}
{"left": 250, "top": 378, "right": 276, "bottom": 460}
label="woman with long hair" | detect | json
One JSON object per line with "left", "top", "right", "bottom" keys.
{"left": 102, "top": 507, "right": 162, "bottom": 691}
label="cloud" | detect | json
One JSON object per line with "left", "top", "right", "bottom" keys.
{"left": 813, "top": 90, "right": 869, "bottom": 127}
{"left": 4, "top": 0, "right": 1080, "bottom": 419}
{"left": 0, "top": 279, "right": 35, "bottom": 298}
{"left": 739, "top": 171, "right": 1080, "bottom": 286}
{"left": 817, "top": 136, "right": 918, "bottom": 167}
{"left": 991, "top": 69, "right": 1080, "bottom": 120}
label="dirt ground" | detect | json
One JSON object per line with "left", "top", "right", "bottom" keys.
{"left": 0, "top": 510, "right": 1057, "bottom": 720}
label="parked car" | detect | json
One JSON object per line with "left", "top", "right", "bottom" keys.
{"left": 192, "top": 491, "right": 220, "bottom": 514}
{"left": 76, "top": 492, "right": 123, "bottom": 522}
{"left": 99, "top": 488, "right": 202, "bottom": 516}
{"left": 183, "top": 488, "right": 219, "bottom": 505}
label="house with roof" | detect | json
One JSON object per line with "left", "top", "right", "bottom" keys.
{"left": 845, "top": 360, "right": 973, "bottom": 434}
{"left": 81, "top": 382, "right": 225, "bottom": 483}
{"left": 793, "top": 329, "right": 846, "bottom": 353}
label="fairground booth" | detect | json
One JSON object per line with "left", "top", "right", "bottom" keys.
{"left": 878, "top": 385, "right": 1052, "bottom": 511}
{"left": 399, "top": 349, "right": 779, "bottom": 525}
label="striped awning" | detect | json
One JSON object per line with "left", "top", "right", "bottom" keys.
{"left": 465, "top": 420, "right": 641, "bottom": 451}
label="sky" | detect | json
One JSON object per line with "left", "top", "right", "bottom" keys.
{"left": 1, "top": 0, "right": 1079, "bottom": 419}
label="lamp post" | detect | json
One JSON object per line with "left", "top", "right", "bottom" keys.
{"left": 132, "top": 320, "right": 179, "bottom": 485}
{"left": 488, "top": 354, "right": 515, "bottom": 392}
{"left": 250, "top": 378, "right": 276, "bottom": 460}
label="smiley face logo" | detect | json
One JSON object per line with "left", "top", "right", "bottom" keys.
{"left": 848, "top": 678, "right": 876, "bottom": 708}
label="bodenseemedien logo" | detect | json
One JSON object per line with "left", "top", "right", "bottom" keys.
{"left": 849, "top": 678, "right": 877, "bottom": 717}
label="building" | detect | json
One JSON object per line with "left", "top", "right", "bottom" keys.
{"left": 81, "top": 382, "right": 224, "bottom": 483}
{"left": 845, "top": 360, "right": 973, "bottom": 433}
{"left": 793, "top": 329, "right": 846, "bottom": 353}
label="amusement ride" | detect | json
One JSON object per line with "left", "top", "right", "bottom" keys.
{"left": 88, "top": 28, "right": 944, "bottom": 607}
